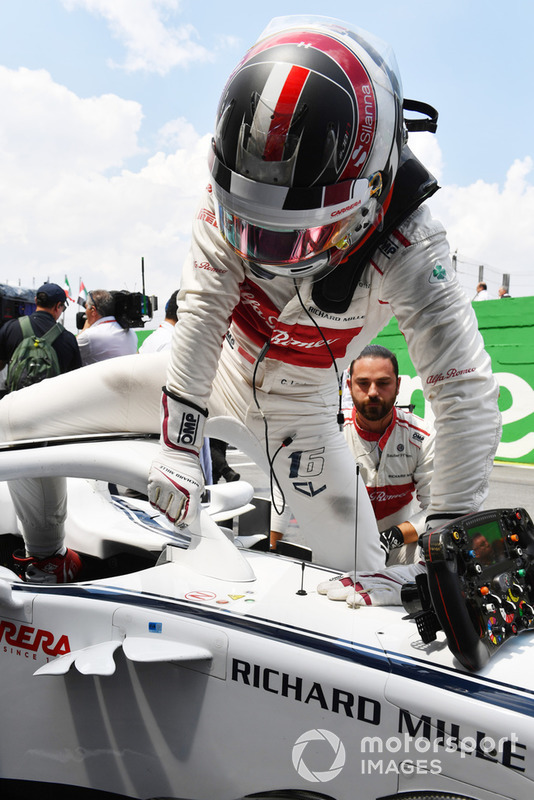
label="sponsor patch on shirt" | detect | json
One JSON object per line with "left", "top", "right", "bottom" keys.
{"left": 429, "top": 262, "right": 451, "bottom": 283}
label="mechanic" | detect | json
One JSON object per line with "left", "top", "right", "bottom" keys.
{"left": 0, "top": 16, "right": 500, "bottom": 583}
{"left": 146, "top": 15, "right": 500, "bottom": 573}
{"left": 344, "top": 345, "right": 434, "bottom": 564}
{"left": 77, "top": 290, "right": 138, "bottom": 365}
{"left": 270, "top": 345, "right": 434, "bottom": 565}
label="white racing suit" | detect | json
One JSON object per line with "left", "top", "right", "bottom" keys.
{"left": 0, "top": 189, "right": 501, "bottom": 572}
{"left": 160, "top": 188, "right": 500, "bottom": 570}
{"left": 343, "top": 405, "right": 435, "bottom": 564}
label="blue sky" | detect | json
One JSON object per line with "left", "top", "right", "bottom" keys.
{"left": 1, "top": 0, "right": 533, "bottom": 322}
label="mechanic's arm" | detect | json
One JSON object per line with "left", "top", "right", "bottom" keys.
{"left": 380, "top": 413, "right": 436, "bottom": 557}
{"left": 378, "top": 521, "right": 420, "bottom": 560}
{"left": 394, "top": 521, "right": 418, "bottom": 542}
{"left": 405, "top": 425, "right": 435, "bottom": 534}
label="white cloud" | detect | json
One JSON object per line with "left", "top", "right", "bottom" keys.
{"left": 407, "top": 132, "right": 444, "bottom": 182}
{"left": 0, "top": 66, "right": 143, "bottom": 179}
{"left": 0, "top": 66, "right": 209, "bottom": 307}
{"left": 428, "top": 155, "right": 534, "bottom": 297}
{"left": 158, "top": 116, "right": 203, "bottom": 150}
{"left": 392, "top": 133, "right": 534, "bottom": 296}
{"left": 62, "top": 0, "right": 212, "bottom": 74}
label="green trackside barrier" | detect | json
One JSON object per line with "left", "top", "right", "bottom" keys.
{"left": 374, "top": 296, "right": 534, "bottom": 465}
{"left": 136, "top": 329, "right": 153, "bottom": 349}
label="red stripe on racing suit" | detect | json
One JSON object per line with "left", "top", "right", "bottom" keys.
{"left": 232, "top": 279, "right": 362, "bottom": 367}
{"left": 367, "top": 481, "right": 417, "bottom": 522}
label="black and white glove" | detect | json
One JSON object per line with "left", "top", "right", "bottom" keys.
{"left": 148, "top": 390, "right": 208, "bottom": 526}
{"left": 379, "top": 525, "right": 404, "bottom": 558}
{"left": 317, "top": 563, "right": 426, "bottom": 607}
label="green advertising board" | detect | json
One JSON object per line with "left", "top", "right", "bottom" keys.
{"left": 374, "top": 296, "right": 534, "bottom": 465}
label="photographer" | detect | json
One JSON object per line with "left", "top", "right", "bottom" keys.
{"left": 77, "top": 289, "right": 138, "bottom": 365}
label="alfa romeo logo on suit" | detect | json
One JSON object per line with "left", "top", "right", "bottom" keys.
{"left": 292, "top": 729, "right": 346, "bottom": 782}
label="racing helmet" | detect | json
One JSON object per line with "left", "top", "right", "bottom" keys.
{"left": 209, "top": 15, "right": 404, "bottom": 279}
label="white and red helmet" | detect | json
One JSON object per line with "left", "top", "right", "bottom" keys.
{"left": 209, "top": 16, "right": 404, "bottom": 279}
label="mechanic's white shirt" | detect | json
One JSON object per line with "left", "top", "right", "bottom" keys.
{"left": 168, "top": 187, "right": 501, "bottom": 522}
{"left": 343, "top": 406, "right": 434, "bottom": 535}
{"left": 138, "top": 321, "right": 175, "bottom": 353}
{"left": 77, "top": 316, "right": 139, "bottom": 365}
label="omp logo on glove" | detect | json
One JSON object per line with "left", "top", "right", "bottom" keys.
{"left": 177, "top": 412, "right": 201, "bottom": 446}
{"left": 162, "top": 390, "right": 207, "bottom": 452}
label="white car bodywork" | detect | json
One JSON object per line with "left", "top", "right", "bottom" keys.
{"left": 0, "top": 437, "right": 532, "bottom": 800}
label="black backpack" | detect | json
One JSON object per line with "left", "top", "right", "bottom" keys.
{"left": 6, "top": 315, "right": 63, "bottom": 392}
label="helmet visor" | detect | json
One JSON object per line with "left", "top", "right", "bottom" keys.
{"left": 217, "top": 205, "right": 354, "bottom": 265}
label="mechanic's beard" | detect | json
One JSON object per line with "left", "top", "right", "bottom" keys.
{"left": 356, "top": 399, "right": 392, "bottom": 422}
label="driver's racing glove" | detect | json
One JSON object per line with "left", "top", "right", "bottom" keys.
{"left": 379, "top": 525, "right": 404, "bottom": 558}
{"left": 148, "top": 390, "right": 208, "bottom": 526}
{"left": 317, "top": 563, "right": 425, "bottom": 607}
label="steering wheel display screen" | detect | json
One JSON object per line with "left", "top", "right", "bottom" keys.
{"left": 467, "top": 519, "right": 506, "bottom": 567}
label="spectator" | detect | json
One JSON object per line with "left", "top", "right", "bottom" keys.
{"left": 77, "top": 290, "right": 138, "bottom": 365}
{"left": 0, "top": 283, "right": 81, "bottom": 388}
{"left": 498, "top": 286, "right": 511, "bottom": 298}
{"left": 474, "top": 282, "right": 490, "bottom": 301}
{"left": 139, "top": 291, "right": 179, "bottom": 354}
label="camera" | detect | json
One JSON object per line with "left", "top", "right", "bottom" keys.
{"left": 112, "top": 291, "right": 157, "bottom": 329}
{"left": 75, "top": 291, "right": 158, "bottom": 330}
